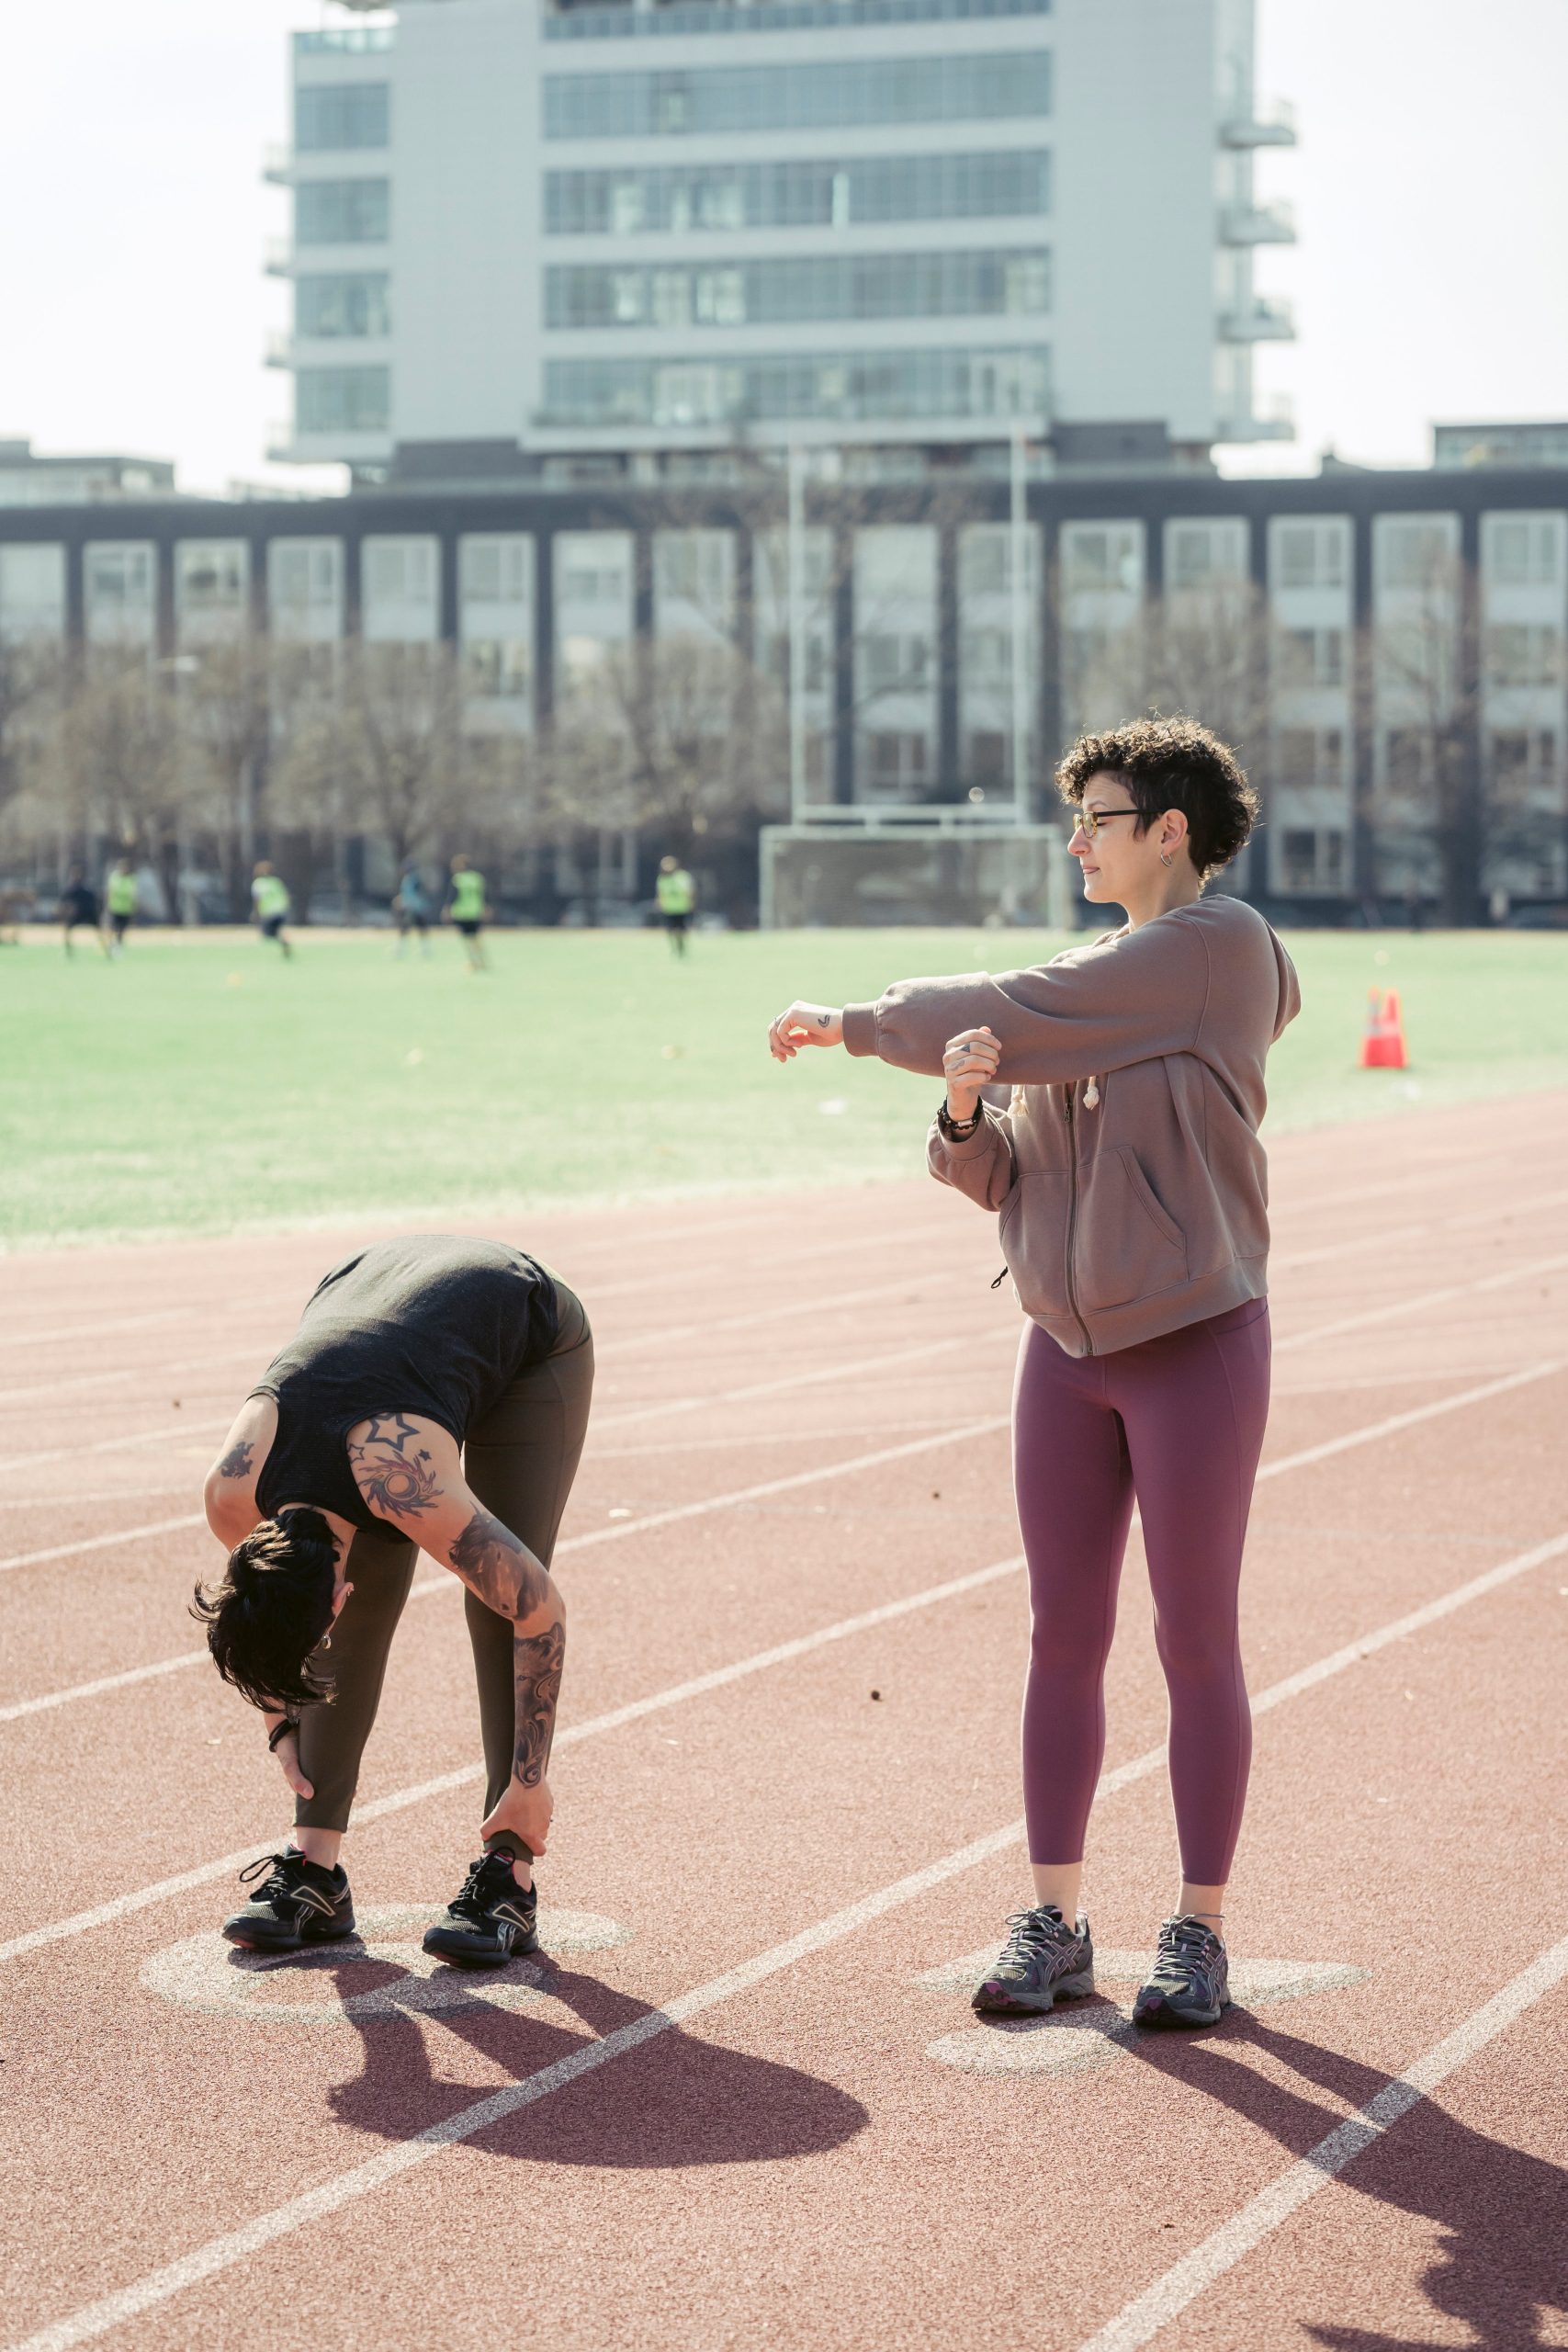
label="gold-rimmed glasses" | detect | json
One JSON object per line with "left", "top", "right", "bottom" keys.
{"left": 1071, "top": 806, "right": 1143, "bottom": 840}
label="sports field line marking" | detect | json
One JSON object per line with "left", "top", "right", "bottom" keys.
{"left": 1270, "top": 1181, "right": 1568, "bottom": 1274}
{"left": 1271, "top": 1250, "right": 1568, "bottom": 1356}
{"left": 3, "top": 1289, "right": 1561, "bottom": 1707}
{"left": 11, "top": 1527, "right": 1568, "bottom": 2351}
{"left": 1073, "top": 1917, "right": 1568, "bottom": 2352}
{"left": 0, "top": 1263, "right": 951, "bottom": 1417}
{"left": 0, "top": 1411, "right": 1006, "bottom": 1582}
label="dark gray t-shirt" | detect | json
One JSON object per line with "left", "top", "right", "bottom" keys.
{"left": 253, "top": 1236, "right": 558, "bottom": 1536}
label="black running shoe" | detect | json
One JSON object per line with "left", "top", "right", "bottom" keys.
{"left": 1133, "top": 1916, "right": 1231, "bottom": 2029}
{"left": 222, "top": 1849, "right": 355, "bottom": 1953}
{"left": 422, "top": 1853, "right": 539, "bottom": 1971}
{"left": 972, "top": 1905, "right": 1095, "bottom": 2016}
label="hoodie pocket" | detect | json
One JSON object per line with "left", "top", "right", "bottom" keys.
{"left": 998, "top": 1170, "right": 1073, "bottom": 1321}
{"left": 1077, "top": 1148, "right": 1187, "bottom": 1312}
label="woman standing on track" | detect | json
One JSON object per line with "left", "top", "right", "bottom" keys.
{"left": 196, "top": 1234, "right": 592, "bottom": 1969}
{"left": 767, "top": 717, "right": 1299, "bottom": 2030}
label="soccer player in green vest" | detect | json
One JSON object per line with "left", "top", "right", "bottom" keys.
{"left": 446, "top": 854, "right": 489, "bottom": 971}
{"left": 251, "top": 862, "right": 294, "bottom": 959}
{"left": 105, "top": 858, "right": 139, "bottom": 956}
{"left": 656, "top": 855, "right": 696, "bottom": 956}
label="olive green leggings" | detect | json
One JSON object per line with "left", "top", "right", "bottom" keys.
{"left": 294, "top": 1285, "right": 593, "bottom": 1838}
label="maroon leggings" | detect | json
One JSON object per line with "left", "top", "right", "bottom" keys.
{"left": 1011, "top": 1297, "right": 1271, "bottom": 1885}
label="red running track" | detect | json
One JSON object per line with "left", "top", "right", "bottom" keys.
{"left": 2, "top": 1091, "right": 1567, "bottom": 2352}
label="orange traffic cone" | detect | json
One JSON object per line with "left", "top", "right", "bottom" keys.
{"left": 1359, "top": 988, "right": 1408, "bottom": 1069}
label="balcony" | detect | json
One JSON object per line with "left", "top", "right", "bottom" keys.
{"left": 294, "top": 25, "right": 395, "bottom": 53}
{"left": 264, "top": 237, "right": 294, "bottom": 278}
{"left": 1219, "top": 96, "right": 1297, "bottom": 148}
{"left": 1218, "top": 295, "right": 1295, "bottom": 343}
{"left": 1214, "top": 393, "right": 1295, "bottom": 444}
{"left": 263, "top": 142, "right": 293, "bottom": 187}
{"left": 1218, "top": 198, "right": 1296, "bottom": 245}
{"left": 265, "top": 330, "right": 293, "bottom": 370}
{"left": 265, "top": 422, "right": 297, "bottom": 463}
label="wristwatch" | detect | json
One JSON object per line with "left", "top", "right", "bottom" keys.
{"left": 937, "top": 1100, "right": 984, "bottom": 1141}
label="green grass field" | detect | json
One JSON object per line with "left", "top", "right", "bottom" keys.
{"left": 2, "top": 923, "right": 1563, "bottom": 1249}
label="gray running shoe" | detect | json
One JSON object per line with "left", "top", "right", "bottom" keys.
{"left": 1132, "top": 1916, "right": 1231, "bottom": 2029}
{"left": 972, "top": 1905, "right": 1095, "bottom": 2017}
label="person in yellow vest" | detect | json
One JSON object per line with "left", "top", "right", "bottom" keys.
{"left": 656, "top": 855, "right": 696, "bottom": 956}
{"left": 251, "top": 862, "right": 294, "bottom": 960}
{"left": 105, "top": 858, "right": 139, "bottom": 957}
{"left": 445, "top": 854, "right": 489, "bottom": 971}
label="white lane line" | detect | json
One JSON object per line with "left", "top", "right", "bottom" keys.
{"left": 1272, "top": 1251, "right": 1568, "bottom": 1357}
{"left": 6, "top": 1818, "right": 1027, "bottom": 2352}
{"left": 0, "top": 1556, "right": 1026, "bottom": 1958}
{"left": 1074, "top": 1921, "right": 1568, "bottom": 2352}
{"left": 3, "top": 1306, "right": 1562, "bottom": 1711}
{"left": 12, "top": 1529, "right": 1568, "bottom": 2350}
{"left": 0, "top": 1417, "right": 231, "bottom": 1479}
{"left": 0, "top": 1514, "right": 206, "bottom": 1575}
{"left": 0, "top": 1413, "right": 1005, "bottom": 1582}
{"left": 1271, "top": 1182, "right": 1568, "bottom": 1275}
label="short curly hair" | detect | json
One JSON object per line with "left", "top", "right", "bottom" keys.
{"left": 1055, "top": 714, "right": 1259, "bottom": 879}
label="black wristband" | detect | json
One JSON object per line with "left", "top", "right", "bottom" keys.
{"left": 267, "top": 1717, "right": 299, "bottom": 1751}
{"left": 937, "top": 1099, "right": 983, "bottom": 1141}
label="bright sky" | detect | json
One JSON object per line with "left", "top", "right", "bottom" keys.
{"left": 0, "top": 0, "right": 1563, "bottom": 496}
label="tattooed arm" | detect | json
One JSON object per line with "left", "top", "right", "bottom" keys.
{"left": 346, "top": 1416, "right": 565, "bottom": 1852}
{"left": 203, "top": 1396, "right": 276, "bottom": 1546}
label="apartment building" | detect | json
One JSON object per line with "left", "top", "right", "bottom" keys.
{"left": 265, "top": 0, "right": 1294, "bottom": 474}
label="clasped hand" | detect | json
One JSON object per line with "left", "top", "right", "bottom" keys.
{"left": 942, "top": 1025, "right": 1000, "bottom": 1121}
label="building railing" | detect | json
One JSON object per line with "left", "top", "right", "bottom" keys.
{"left": 546, "top": 0, "right": 1048, "bottom": 38}
{"left": 1218, "top": 95, "right": 1297, "bottom": 147}
{"left": 1217, "top": 296, "right": 1296, "bottom": 343}
{"left": 264, "top": 238, "right": 294, "bottom": 278}
{"left": 1218, "top": 198, "right": 1296, "bottom": 244}
{"left": 294, "top": 26, "right": 395, "bottom": 53}
{"left": 1214, "top": 392, "right": 1295, "bottom": 443}
{"left": 263, "top": 143, "right": 293, "bottom": 186}
{"left": 265, "top": 330, "right": 293, "bottom": 370}
{"left": 784, "top": 800, "right": 1022, "bottom": 831}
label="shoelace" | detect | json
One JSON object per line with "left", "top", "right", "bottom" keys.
{"left": 237, "top": 1850, "right": 310, "bottom": 1911}
{"left": 446, "top": 1857, "right": 523, "bottom": 1925}
{"left": 1153, "top": 1917, "right": 1221, "bottom": 1992}
{"left": 996, "top": 1906, "right": 1075, "bottom": 1970}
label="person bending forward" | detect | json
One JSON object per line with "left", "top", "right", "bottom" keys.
{"left": 197, "top": 1234, "right": 592, "bottom": 1968}
{"left": 767, "top": 717, "right": 1299, "bottom": 2032}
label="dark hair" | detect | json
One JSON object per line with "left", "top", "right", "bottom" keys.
{"left": 1055, "top": 714, "right": 1259, "bottom": 878}
{"left": 190, "top": 1507, "right": 338, "bottom": 1713}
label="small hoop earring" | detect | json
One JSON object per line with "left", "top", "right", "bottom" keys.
{"left": 1159, "top": 850, "right": 1174, "bottom": 869}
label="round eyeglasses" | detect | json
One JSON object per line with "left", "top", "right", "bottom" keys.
{"left": 1071, "top": 806, "right": 1142, "bottom": 840}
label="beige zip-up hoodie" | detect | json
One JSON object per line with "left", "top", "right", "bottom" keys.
{"left": 841, "top": 896, "right": 1300, "bottom": 1357}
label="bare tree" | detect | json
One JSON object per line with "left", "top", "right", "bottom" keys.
{"left": 0, "top": 637, "right": 66, "bottom": 858}
{"left": 54, "top": 649, "right": 201, "bottom": 909}
{"left": 1367, "top": 544, "right": 1482, "bottom": 925}
{"left": 178, "top": 637, "right": 276, "bottom": 915}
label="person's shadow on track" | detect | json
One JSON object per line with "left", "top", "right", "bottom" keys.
{"left": 320, "top": 1950, "right": 869, "bottom": 2169}
{"left": 1122, "top": 2012, "right": 1568, "bottom": 2350}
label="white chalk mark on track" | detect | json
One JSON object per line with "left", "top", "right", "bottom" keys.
{"left": 1073, "top": 1923, "right": 1568, "bottom": 2352}
{"left": 9, "top": 1526, "right": 1568, "bottom": 2347}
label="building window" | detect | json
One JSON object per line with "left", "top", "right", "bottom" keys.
{"left": 268, "top": 538, "right": 343, "bottom": 621}
{"left": 364, "top": 537, "right": 435, "bottom": 608}
{"left": 1168, "top": 520, "right": 1247, "bottom": 590}
{"left": 1060, "top": 526, "right": 1141, "bottom": 594}
{"left": 465, "top": 640, "right": 532, "bottom": 699}
{"left": 460, "top": 535, "right": 532, "bottom": 605}
{"left": 1377, "top": 517, "right": 1457, "bottom": 592}
{"left": 544, "top": 51, "right": 1052, "bottom": 141}
{"left": 1384, "top": 728, "right": 1429, "bottom": 795}
{"left": 295, "top": 178, "right": 389, "bottom": 244}
{"left": 176, "top": 541, "right": 248, "bottom": 615}
{"left": 296, "top": 366, "right": 390, "bottom": 432}
{"left": 85, "top": 544, "right": 155, "bottom": 642}
{"left": 1485, "top": 515, "right": 1562, "bottom": 587}
{"left": 863, "top": 730, "right": 931, "bottom": 794}
{"left": 546, "top": 247, "right": 1050, "bottom": 331}
{"left": 1486, "top": 623, "right": 1562, "bottom": 688}
{"left": 296, "top": 274, "right": 390, "bottom": 338}
{"left": 0, "top": 543, "right": 66, "bottom": 639}
{"left": 544, "top": 149, "right": 1051, "bottom": 235}
{"left": 1272, "top": 519, "right": 1348, "bottom": 591}
{"left": 861, "top": 632, "right": 931, "bottom": 691}
{"left": 1279, "top": 626, "right": 1346, "bottom": 687}
{"left": 541, "top": 345, "right": 1048, "bottom": 428}
{"left": 296, "top": 84, "right": 389, "bottom": 152}
{"left": 546, "top": 0, "right": 1051, "bottom": 39}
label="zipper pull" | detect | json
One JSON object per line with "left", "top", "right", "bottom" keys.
{"left": 990, "top": 1265, "right": 1009, "bottom": 1290}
